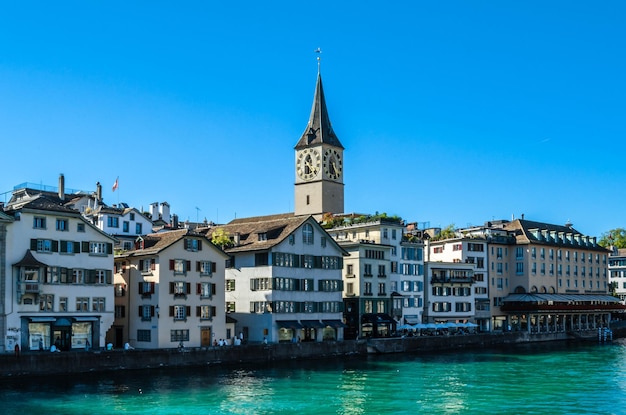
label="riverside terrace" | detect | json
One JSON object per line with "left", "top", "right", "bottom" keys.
{"left": 3, "top": 327, "right": 623, "bottom": 378}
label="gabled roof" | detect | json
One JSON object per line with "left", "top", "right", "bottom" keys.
{"left": 118, "top": 228, "right": 228, "bottom": 259}
{"left": 294, "top": 72, "right": 343, "bottom": 150}
{"left": 5, "top": 194, "right": 78, "bottom": 214}
{"left": 201, "top": 213, "right": 347, "bottom": 255}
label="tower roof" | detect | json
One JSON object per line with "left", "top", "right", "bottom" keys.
{"left": 295, "top": 73, "right": 343, "bottom": 150}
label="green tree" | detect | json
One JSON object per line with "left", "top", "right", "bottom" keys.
{"left": 211, "top": 228, "right": 233, "bottom": 249}
{"left": 598, "top": 228, "right": 626, "bottom": 248}
{"left": 432, "top": 224, "right": 456, "bottom": 241}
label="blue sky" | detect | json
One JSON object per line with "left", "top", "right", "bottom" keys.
{"left": 1, "top": 2, "right": 625, "bottom": 237}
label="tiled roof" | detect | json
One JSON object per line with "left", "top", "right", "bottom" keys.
{"left": 201, "top": 214, "right": 311, "bottom": 254}
{"left": 6, "top": 194, "right": 80, "bottom": 215}
{"left": 120, "top": 228, "right": 205, "bottom": 257}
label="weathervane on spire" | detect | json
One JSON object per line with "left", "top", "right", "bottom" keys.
{"left": 314, "top": 47, "right": 322, "bottom": 72}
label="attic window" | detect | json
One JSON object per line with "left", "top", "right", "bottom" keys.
{"left": 258, "top": 233, "right": 268, "bottom": 241}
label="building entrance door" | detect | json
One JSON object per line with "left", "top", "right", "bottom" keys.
{"left": 201, "top": 327, "right": 211, "bottom": 347}
{"left": 53, "top": 328, "right": 71, "bottom": 351}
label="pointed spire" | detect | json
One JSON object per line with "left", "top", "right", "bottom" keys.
{"left": 295, "top": 72, "right": 343, "bottom": 149}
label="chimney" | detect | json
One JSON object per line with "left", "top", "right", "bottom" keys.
{"left": 96, "top": 182, "right": 102, "bottom": 203}
{"left": 58, "top": 174, "right": 65, "bottom": 200}
{"left": 234, "top": 232, "right": 241, "bottom": 246}
{"left": 150, "top": 202, "right": 159, "bottom": 221}
{"left": 172, "top": 214, "right": 179, "bottom": 229}
{"left": 159, "top": 201, "right": 171, "bottom": 224}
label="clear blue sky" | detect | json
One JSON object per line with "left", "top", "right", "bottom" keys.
{"left": 1, "top": 1, "right": 625, "bottom": 237}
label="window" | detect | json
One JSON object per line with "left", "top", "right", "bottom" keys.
{"left": 33, "top": 216, "right": 46, "bottom": 229}
{"left": 392, "top": 229, "right": 397, "bottom": 240}
{"left": 378, "top": 282, "right": 386, "bottom": 295}
{"left": 173, "top": 259, "right": 187, "bottom": 274}
{"left": 40, "top": 294, "right": 54, "bottom": 311}
{"left": 321, "top": 236, "right": 327, "bottom": 248}
{"left": 516, "top": 247, "right": 523, "bottom": 259}
{"left": 226, "top": 302, "right": 236, "bottom": 313}
{"left": 226, "top": 279, "right": 235, "bottom": 291}
{"left": 36, "top": 239, "right": 54, "bottom": 253}
{"left": 364, "top": 264, "right": 372, "bottom": 276}
{"left": 89, "top": 242, "right": 109, "bottom": 255}
{"left": 139, "top": 281, "right": 155, "bottom": 297}
{"left": 347, "top": 264, "right": 354, "bottom": 275}
{"left": 378, "top": 264, "right": 386, "bottom": 277}
{"left": 76, "top": 297, "right": 89, "bottom": 312}
{"left": 123, "top": 221, "right": 129, "bottom": 232}
{"left": 364, "top": 300, "right": 373, "bottom": 313}
{"left": 107, "top": 217, "right": 119, "bottom": 228}
{"left": 289, "top": 234, "right": 295, "bottom": 245}
{"left": 497, "top": 247, "right": 503, "bottom": 259}
{"left": 468, "top": 243, "right": 484, "bottom": 252}
{"left": 60, "top": 240, "right": 76, "bottom": 254}
{"left": 198, "top": 261, "right": 215, "bottom": 276}
{"left": 136, "top": 223, "right": 143, "bottom": 234}
{"left": 92, "top": 297, "right": 105, "bottom": 312}
{"left": 433, "top": 247, "right": 443, "bottom": 254}
{"left": 198, "top": 282, "right": 213, "bottom": 298}
{"left": 137, "top": 330, "right": 151, "bottom": 342}
{"left": 59, "top": 297, "right": 67, "bottom": 311}
{"left": 115, "top": 305, "right": 125, "bottom": 318}
{"left": 497, "top": 263, "right": 503, "bottom": 274}
{"left": 141, "top": 305, "right": 153, "bottom": 321}
{"left": 453, "top": 243, "right": 462, "bottom": 251}
{"left": 170, "top": 330, "right": 189, "bottom": 342}
{"left": 130, "top": 212, "right": 135, "bottom": 221}
{"left": 173, "top": 305, "right": 188, "bottom": 320}
{"left": 302, "top": 255, "right": 314, "bottom": 269}
{"left": 95, "top": 270, "right": 108, "bottom": 284}
{"left": 198, "top": 305, "right": 216, "bottom": 320}
{"left": 346, "top": 282, "right": 354, "bottom": 295}
{"left": 56, "top": 218, "right": 69, "bottom": 231}
{"left": 302, "top": 223, "right": 314, "bottom": 245}
{"left": 73, "top": 269, "right": 84, "bottom": 284}
{"left": 184, "top": 239, "right": 201, "bottom": 251}
{"left": 364, "top": 282, "right": 372, "bottom": 295}
{"left": 516, "top": 262, "right": 524, "bottom": 274}
{"left": 172, "top": 281, "right": 187, "bottom": 297}
{"left": 77, "top": 223, "right": 85, "bottom": 232}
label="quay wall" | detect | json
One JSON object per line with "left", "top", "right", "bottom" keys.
{"left": 0, "top": 330, "right": 609, "bottom": 378}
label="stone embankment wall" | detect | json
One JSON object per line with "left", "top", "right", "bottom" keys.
{"left": 0, "top": 330, "right": 607, "bottom": 378}
{"left": 0, "top": 340, "right": 367, "bottom": 378}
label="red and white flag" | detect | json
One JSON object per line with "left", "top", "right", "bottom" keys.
{"left": 112, "top": 177, "right": 119, "bottom": 192}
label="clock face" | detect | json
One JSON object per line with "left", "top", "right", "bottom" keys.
{"left": 324, "top": 148, "right": 343, "bottom": 180}
{"left": 297, "top": 148, "right": 321, "bottom": 181}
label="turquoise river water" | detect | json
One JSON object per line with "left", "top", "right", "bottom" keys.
{"left": 3, "top": 340, "right": 626, "bottom": 414}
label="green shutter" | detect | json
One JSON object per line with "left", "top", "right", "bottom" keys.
{"left": 30, "top": 239, "right": 37, "bottom": 250}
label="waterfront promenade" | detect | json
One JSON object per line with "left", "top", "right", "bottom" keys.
{"left": 2, "top": 329, "right": 612, "bottom": 378}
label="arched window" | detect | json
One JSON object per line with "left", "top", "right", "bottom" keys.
{"left": 302, "top": 224, "right": 314, "bottom": 245}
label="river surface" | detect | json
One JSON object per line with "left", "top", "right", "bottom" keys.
{"left": 3, "top": 340, "right": 626, "bottom": 414}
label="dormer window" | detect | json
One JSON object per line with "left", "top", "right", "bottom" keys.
{"left": 258, "top": 233, "right": 268, "bottom": 241}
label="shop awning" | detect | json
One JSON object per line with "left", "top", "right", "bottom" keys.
{"left": 29, "top": 317, "right": 56, "bottom": 322}
{"left": 73, "top": 317, "right": 99, "bottom": 322}
{"left": 276, "top": 320, "right": 303, "bottom": 329}
{"left": 301, "top": 320, "right": 325, "bottom": 328}
{"left": 323, "top": 320, "right": 347, "bottom": 328}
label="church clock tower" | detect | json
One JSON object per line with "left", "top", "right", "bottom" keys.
{"left": 294, "top": 70, "right": 344, "bottom": 218}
